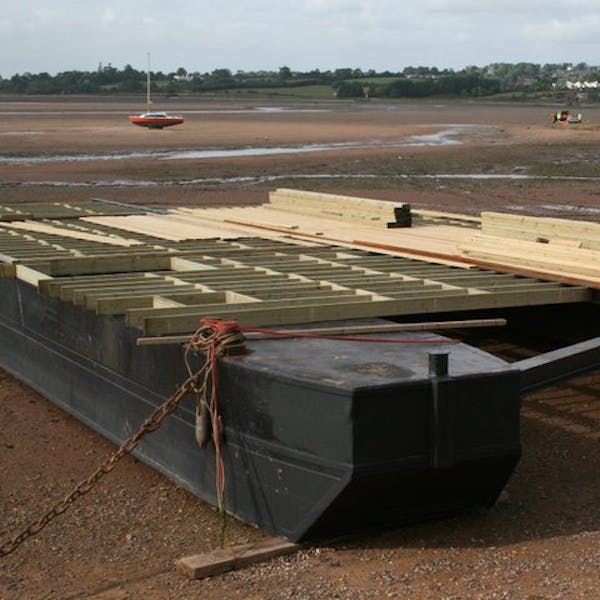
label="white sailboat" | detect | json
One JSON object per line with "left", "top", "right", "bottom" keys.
{"left": 128, "top": 54, "right": 184, "bottom": 129}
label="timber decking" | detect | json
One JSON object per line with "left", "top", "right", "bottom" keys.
{"left": 0, "top": 199, "right": 149, "bottom": 221}
{"left": 1, "top": 192, "right": 596, "bottom": 337}
{"left": 0, "top": 226, "right": 591, "bottom": 336}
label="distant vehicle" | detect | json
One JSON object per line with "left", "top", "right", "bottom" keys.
{"left": 129, "top": 53, "right": 184, "bottom": 129}
{"left": 551, "top": 110, "right": 582, "bottom": 125}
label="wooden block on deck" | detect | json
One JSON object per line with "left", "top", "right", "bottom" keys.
{"left": 176, "top": 537, "right": 299, "bottom": 580}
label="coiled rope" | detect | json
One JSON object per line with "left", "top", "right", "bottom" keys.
{"left": 184, "top": 318, "right": 246, "bottom": 518}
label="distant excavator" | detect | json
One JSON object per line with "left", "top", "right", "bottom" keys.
{"left": 551, "top": 110, "right": 582, "bottom": 124}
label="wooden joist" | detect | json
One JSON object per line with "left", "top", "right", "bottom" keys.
{"left": 0, "top": 200, "right": 148, "bottom": 221}
{"left": 1, "top": 220, "right": 142, "bottom": 247}
{"left": 94, "top": 291, "right": 229, "bottom": 315}
{"left": 2, "top": 232, "right": 590, "bottom": 336}
{"left": 39, "top": 273, "right": 160, "bottom": 298}
{"left": 138, "top": 285, "right": 590, "bottom": 336}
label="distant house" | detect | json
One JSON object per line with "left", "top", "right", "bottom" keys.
{"left": 554, "top": 80, "right": 599, "bottom": 90}
{"left": 565, "top": 80, "right": 599, "bottom": 89}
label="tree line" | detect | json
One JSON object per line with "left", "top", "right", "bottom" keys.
{"left": 1, "top": 62, "right": 598, "bottom": 99}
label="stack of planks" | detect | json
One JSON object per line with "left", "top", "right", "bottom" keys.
{"left": 479, "top": 211, "right": 600, "bottom": 250}
{"left": 267, "top": 188, "right": 411, "bottom": 227}
{"left": 459, "top": 212, "right": 600, "bottom": 286}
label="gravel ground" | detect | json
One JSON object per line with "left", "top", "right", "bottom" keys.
{"left": 1, "top": 366, "right": 598, "bottom": 599}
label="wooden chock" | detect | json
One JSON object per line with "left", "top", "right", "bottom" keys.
{"left": 176, "top": 537, "right": 299, "bottom": 580}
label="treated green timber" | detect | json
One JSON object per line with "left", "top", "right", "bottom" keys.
{"left": 126, "top": 293, "right": 377, "bottom": 329}
{"left": 95, "top": 291, "right": 229, "bottom": 315}
{"left": 59, "top": 278, "right": 167, "bottom": 301}
{"left": 39, "top": 274, "right": 161, "bottom": 297}
{"left": 73, "top": 283, "right": 195, "bottom": 307}
{"left": 139, "top": 285, "right": 591, "bottom": 336}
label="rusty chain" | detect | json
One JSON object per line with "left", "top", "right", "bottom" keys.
{"left": 1, "top": 319, "right": 245, "bottom": 558}
{"left": 0, "top": 373, "right": 197, "bottom": 557}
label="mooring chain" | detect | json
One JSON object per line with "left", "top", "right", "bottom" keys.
{"left": 1, "top": 319, "right": 243, "bottom": 558}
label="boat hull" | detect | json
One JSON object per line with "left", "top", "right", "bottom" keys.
{"left": 0, "top": 278, "right": 521, "bottom": 542}
{"left": 128, "top": 115, "right": 184, "bottom": 129}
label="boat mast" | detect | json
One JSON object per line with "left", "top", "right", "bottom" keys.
{"left": 146, "top": 52, "right": 151, "bottom": 113}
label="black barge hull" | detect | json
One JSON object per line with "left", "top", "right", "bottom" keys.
{"left": 0, "top": 278, "right": 521, "bottom": 542}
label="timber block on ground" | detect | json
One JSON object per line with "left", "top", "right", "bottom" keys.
{"left": 176, "top": 538, "right": 299, "bottom": 580}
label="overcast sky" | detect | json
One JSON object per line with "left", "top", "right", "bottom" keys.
{"left": 2, "top": 1, "right": 598, "bottom": 77}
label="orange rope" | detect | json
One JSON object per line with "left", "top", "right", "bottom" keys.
{"left": 184, "top": 318, "right": 246, "bottom": 522}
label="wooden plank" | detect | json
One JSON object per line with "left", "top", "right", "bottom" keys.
{"left": 169, "top": 256, "right": 218, "bottom": 272}
{"left": 176, "top": 270, "right": 290, "bottom": 283}
{"left": 171, "top": 203, "right": 596, "bottom": 282}
{"left": 73, "top": 283, "right": 193, "bottom": 307}
{"left": 39, "top": 273, "right": 161, "bottom": 297}
{"left": 94, "top": 295, "right": 154, "bottom": 312}
{"left": 0, "top": 263, "right": 16, "bottom": 278}
{"left": 45, "top": 254, "right": 173, "bottom": 276}
{"left": 383, "top": 288, "right": 469, "bottom": 300}
{"left": 59, "top": 278, "right": 168, "bottom": 302}
{"left": 474, "top": 281, "right": 561, "bottom": 291}
{"left": 455, "top": 255, "right": 600, "bottom": 288}
{"left": 15, "top": 264, "right": 52, "bottom": 286}
{"left": 82, "top": 214, "right": 253, "bottom": 241}
{"left": 223, "top": 287, "right": 356, "bottom": 301}
{"left": 352, "top": 238, "right": 468, "bottom": 265}
{"left": 195, "top": 282, "right": 326, "bottom": 294}
{"left": 176, "top": 538, "right": 299, "bottom": 580}
{"left": 127, "top": 293, "right": 377, "bottom": 329}
{"left": 459, "top": 234, "right": 600, "bottom": 280}
{"left": 463, "top": 234, "right": 600, "bottom": 260}
{"left": 480, "top": 211, "right": 600, "bottom": 248}
{"left": 349, "top": 279, "right": 430, "bottom": 291}
{"left": 215, "top": 215, "right": 475, "bottom": 268}
{"left": 95, "top": 291, "right": 228, "bottom": 315}
{"left": 152, "top": 296, "right": 187, "bottom": 309}
{"left": 1, "top": 220, "right": 143, "bottom": 247}
{"left": 412, "top": 208, "right": 482, "bottom": 224}
{"left": 269, "top": 195, "right": 402, "bottom": 222}
{"left": 137, "top": 318, "right": 508, "bottom": 346}
{"left": 270, "top": 188, "right": 403, "bottom": 213}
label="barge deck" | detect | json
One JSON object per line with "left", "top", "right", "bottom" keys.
{"left": 1, "top": 196, "right": 598, "bottom": 542}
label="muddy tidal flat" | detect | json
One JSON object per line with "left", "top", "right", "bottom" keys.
{"left": 1, "top": 97, "right": 599, "bottom": 218}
